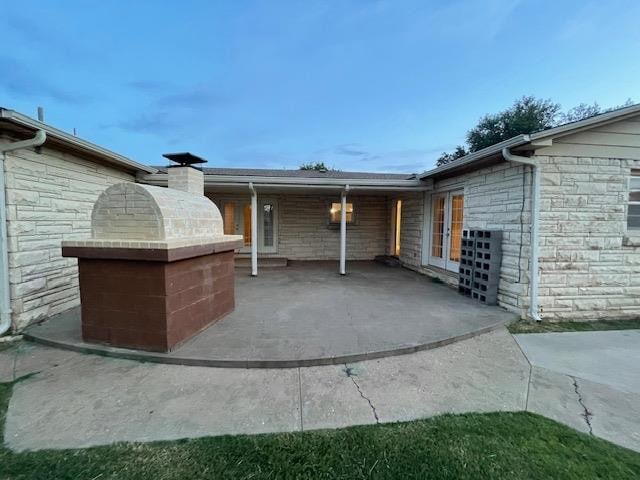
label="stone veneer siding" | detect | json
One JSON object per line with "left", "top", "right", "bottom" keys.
{"left": 399, "top": 163, "right": 532, "bottom": 318}
{"left": 207, "top": 193, "right": 390, "bottom": 260}
{"left": 3, "top": 145, "right": 134, "bottom": 331}
{"left": 537, "top": 156, "right": 640, "bottom": 320}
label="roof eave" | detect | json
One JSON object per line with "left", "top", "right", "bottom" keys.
{"left": 418, "top": 103, "right": 640, "bottom": 181}
{"left": 139, "top": 172, "right": 430, "bottom": 190}
{"left": 0, "top": 108, "right": 157, "bottom": 174}
{"left": 418, "top": 135, "right": 529, "bottom": 180}
{"left": 529, "top": 103, "right": 640, "bottom": 142}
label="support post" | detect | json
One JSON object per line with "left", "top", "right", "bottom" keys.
{"left": 339, "top": 185, "right": 349, "bottom": 275}
{"left": 249, "top": 182, "right": 258, "bottom": 277}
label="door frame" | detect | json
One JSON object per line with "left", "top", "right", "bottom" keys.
{"left": 258, "top": 197, "right": 278, "bottom": 254}
{"left": 428, "top": 192, "right": 448, "bottom": 269}
{"left": 389, "top": 199, "right": 402, "bottom": 257}
{"left": 426, "top": 189, "right": 464, "bottom": 273}
{"left": 220, "top": 196, "right": 279, "bottom": 255}
{"left": 445, "top": 190, "right": 464, "bottom": 273}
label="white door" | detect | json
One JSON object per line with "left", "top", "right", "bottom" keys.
{"left": 221, "top": 198, "right": 278, "bottom": 254}
{"left": 429, "top": 191, "right": 464, "bottom": 273}
{"left": 258, "top": 198, "right": 278, "bottom": 254}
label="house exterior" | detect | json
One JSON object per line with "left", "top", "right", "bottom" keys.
{"left": 0, "top": 109, "right": 155, "bottom": 332}
{"left": 1, "top": 104, "right": 639, "bottom": 334}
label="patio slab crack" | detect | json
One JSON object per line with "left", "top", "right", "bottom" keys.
{"left": 343, "top": 365, "right": 379, "bottom": 424}
{"left": 570, "top": 375, "right": 593, "bottom": 435}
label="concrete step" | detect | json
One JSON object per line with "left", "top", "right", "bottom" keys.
{"left": 235, "top": 256, "right": 288, "bottom": 268}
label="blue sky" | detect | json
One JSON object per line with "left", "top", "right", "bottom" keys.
{"left": 2, "top": 1, "right": 639, "bottom": 173}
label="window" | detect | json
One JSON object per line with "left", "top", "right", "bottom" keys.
{"left": 329, "top": 201, "right": 354, "bottom": 224}
{"left": 431, "top": 196, "right": 445, "bottom": 258}
{"left": 263, "top": 203, "right": 274, "bottom": 247}
{"left": 629, "top": 170, "right": 640, "bottom": 230}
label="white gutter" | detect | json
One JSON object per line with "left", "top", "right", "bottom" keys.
{"left": 419, "top": 103, "right": 640, "bottom": 181}
{"left": 419, "top": 135, "right": 530, "bottom": 180}
{"left": 139, "top": 173, "right": 429, "bottom": 190}
{"left": 502, "top": 147, "right": 541, "bottom": 322}
{"left": 249, "top": 182, "right": 258, "bottom": 277}
{"left": 339, "top": 184, "right": 350, "bottom": 275}
{"left": 0, "top": 109, "right": 156, "bottom": 174}
{"left": 0, "top": 130, "right": 47, "bottom": 335}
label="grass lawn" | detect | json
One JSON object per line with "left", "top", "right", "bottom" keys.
{"left": 1, "top": 378, "right": 640, "bottom": 479}
{"left": 508, "top": 318, "right": 640, "bottom": 334}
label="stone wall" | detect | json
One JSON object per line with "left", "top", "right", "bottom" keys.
{"left": 399, "top": 163, "right": 532, "bottom": 318}
{"left": 207, "top": 193, "right": 390, "bottom": 260}
{"left": 3, "top": 146, "right": 134, "bottom": 331}
{"left": 397, "top": 192, "right": 424, "bottom": 268}
{"left": 537, "top": 156, "right": 640, "bottom": 320}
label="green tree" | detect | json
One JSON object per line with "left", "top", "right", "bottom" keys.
{"left": 466, "top": 96, "right": 560, "bottom": 152}
{"left": 299, "top": 161, "right": 336, "bottom": 171}
{"left": 560, "top": 102, "right": 602, "bottom": 123}
{"left": 436, "top": 145, "right": 468, "bottom": 167}
{"left": 436, "top": 96, "right": 634, "bottom": 167}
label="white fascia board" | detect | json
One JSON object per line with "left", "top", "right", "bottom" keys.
{"left": 417, "top": 103, "right": 640, "bottom": 180}
{"left": 418, "top": 135, "right": 529, "bottom": 180}
{"left": 140, "top": 173, "right": 430, "bottom": 190}
{"left": 529, "top": 103, "right": 640, "bottom": 142}
{"left": 0, "top": 109, "right": 157, "bottom": 174}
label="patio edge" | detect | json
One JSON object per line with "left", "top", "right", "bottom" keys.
{"left": 22, "top": 320, "right": 510, "bottom": 369}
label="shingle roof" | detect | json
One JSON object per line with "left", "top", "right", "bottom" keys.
{"left": 153, "top": 166, "right": 415, "bottom": 180}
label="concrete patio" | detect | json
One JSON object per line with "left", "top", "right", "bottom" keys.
{"left": 3, "top": 328, "right": 640, "bottom": 452}
{"left": 23, "top": 261, "right": 517, "bottom": 367}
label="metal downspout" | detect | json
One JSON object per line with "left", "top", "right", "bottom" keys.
{"left": 502, "top": 146, "right": 542, "bottom": 321}
{"left": 0, "top": 130, "right": 47, "bottom": 335}
{"left": 339, "top": 184, "right": 350, "bottom": 275}
{"left": 249, "top": 182, "right": 258, "bottom": 277}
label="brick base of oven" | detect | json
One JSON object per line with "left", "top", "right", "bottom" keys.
{"left": 77, "top": 250, "right": 235, "bottom": 352}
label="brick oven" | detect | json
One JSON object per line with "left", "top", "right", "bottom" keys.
{"left": 62, "top": 160, "right": 243, "bottom": 352}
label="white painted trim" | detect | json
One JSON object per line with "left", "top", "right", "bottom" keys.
{"left": 426, "top": 190, "right": 464, "bottom": 273}
{"left": 339, "top": 185, "right": 349, "bottom": 275}
{"left": 421, "top": 192, "right": 432, "bottom": 266}
{"left": 258, "top": 197, "right": 278, "bottom": 254}
{"left": 249, "top": 183, "right": 258, "bottom": 276}
{"left": 141, "top": 174, "right": 430, "bottom": 191}
{"left": 445, "top": 190, "right": 464, "bottom": 274}
{"left": 419, "top": 103, "right": 640, "bottom": 180}
{"left": 428, "top": 192, "right": 448, "bottom": 269}
{"left": 0, "top": 109, "right": 156, "bottom": 174}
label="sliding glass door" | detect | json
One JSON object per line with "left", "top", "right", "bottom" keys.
{"left": 429, "top": 190, "right": 464, "bottom": 273}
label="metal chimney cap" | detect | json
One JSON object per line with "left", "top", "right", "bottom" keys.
{"left": 162, "top": 152, "right": 207, "bottom": 167}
